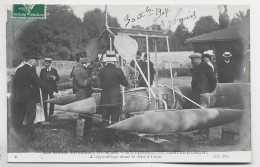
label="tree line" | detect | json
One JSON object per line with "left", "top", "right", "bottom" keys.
{"left": 14, "top": 5, "right": 249, "bottom": 61}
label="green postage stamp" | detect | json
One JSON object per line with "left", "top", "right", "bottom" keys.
{"left": 11, "top": 4, "right": 46, "bottom": 19}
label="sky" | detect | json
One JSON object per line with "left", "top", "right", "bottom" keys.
{"left": 70, "top": 5, "right": 249, "bottom": 32}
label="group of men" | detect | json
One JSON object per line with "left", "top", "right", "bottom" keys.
{"left": 70, "top": 50, "right": 157, "bottom": 143}
{"left": 11, "top": 46, "right": 234, "bottom": 143}
{"left": 11, "top": 47, "right": 156, "bottom": 144}
{"left": 70, "top": 50, "right": 128, "bottom": 143}
{"left": 189, "top": 50, "right": 234, "bottom": 137}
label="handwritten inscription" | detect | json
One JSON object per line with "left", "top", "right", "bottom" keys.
{"left": 168, "top": 8, "right": 196, "bottom": 28}
{"left": 124, "top": 6, "right": 171, "bottom": 27}
{"left": 124, "top": 6, "right": 196, "bottom": 29}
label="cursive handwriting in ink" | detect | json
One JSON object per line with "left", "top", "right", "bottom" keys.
{"left": 124, "top": 6, "right": 171, "bottom": 27}
{"left": 155, "top": 7, "right": 171, "bottom": 20}
{"left": 168, "top": 8, "right": 196, "bottom": 28}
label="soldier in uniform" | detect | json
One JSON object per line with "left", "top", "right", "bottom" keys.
{"left": 218, "top": 52, "right": 235, "bottom": 83}
{"left": 13, "top": 52, "right": 55, "bottom": 141}
{"left": 40, "top": 58, "right": 60, "bottom": 117}
{"left": 189, "top": 53, "right": 217, "bottom": 138}
{"left": 99, "top": 51, "right": 129, "bottom": 144}
{"left": 71, "top": 51, "right": 97, "bottom": 140}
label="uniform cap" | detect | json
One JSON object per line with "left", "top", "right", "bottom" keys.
{"left": 75, "top": 51, "right": 86, "bottom": 58}
{"left": 223, "top": 52, "right": 232, "bottom": 57}
{"left": 189, "top": 53, "right": 202, "bottom": 59}
{"left": 44, "top": 58, "right": 52, "bottom": 63}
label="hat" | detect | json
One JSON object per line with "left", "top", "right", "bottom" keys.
{"left": 75, "top": 51, "right": 86, "bottom": 58}
{"left": 103, "top": 56, "right": 118, "bottom": 62}
{"left": 106, "top": 50, "right": 116, "bottom": 56}
{"left": 189, "top": 53, "right": 202, "bottom": 59}
{"left": 44, "top": 58, "right": 52, "bottom": 63}
{"left": 136, "top": 50, "right": 142, "bottom": 56}
{"left": 223, "top": 52, "right": 232, "bottom": 57}
{"left": 203, "top": 50, "right": 214, "bottom": 56}
{"left": 22, "top": 51, "right": 40, "bottom": 59}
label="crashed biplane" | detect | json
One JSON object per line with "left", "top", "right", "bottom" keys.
{"left": 46, "top": 6, "right": 250, "bottom": 135}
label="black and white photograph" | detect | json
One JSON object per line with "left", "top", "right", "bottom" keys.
{"left": 1, "top": 1, "right": 258, "bottom": 164}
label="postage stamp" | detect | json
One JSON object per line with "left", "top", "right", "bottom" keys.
{"left": 1, "top": 2, "right": 255, "bottom": 165}
{"left": 11, "top": 4, "right": 46, "bottom": 19}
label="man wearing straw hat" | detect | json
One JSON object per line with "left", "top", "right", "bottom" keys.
{"left": 218, "top": 52, "right": 235, "bottom": 83}
{"left": 99, "top": 50, "right": 129, "bottom": 144}
{"left": 40, "top": 58, "right": 60, "bottom": 117}
{"left": 13, "top": 51, "right": 55, "bottom": 142}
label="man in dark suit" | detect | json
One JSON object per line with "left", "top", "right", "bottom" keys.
{"left": 130, "top": 50, "right": 146, "bottom": 87}
{"left": 40, "top": 58, "right": 60, "bottom": 117}
{"left": 218, "top": 52, "right": 235, "bottom": 83}
{"left": 189, "top": 53, "right": 217, "bottom": 138}
{"left": 13, "top": 53, "right": 55, "bottom": 141}
{"left": 143, "top": 53, "right": 156, "bottom": 86}
{"left": 99, "top": 50, "right": 129, "bottom": 144}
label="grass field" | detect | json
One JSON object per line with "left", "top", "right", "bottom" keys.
{"left": 7, "top": 77, "right": 251, "bottom": 153}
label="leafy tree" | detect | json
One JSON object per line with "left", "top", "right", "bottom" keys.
{"left": 191, "top": 16, "right": 219, "bottom": 36}
{"left": 174, "top": 22, "right": 192, "bottom": 51}
{"left": 82, "top": 8, "right": 120, "bottom": 39}
{"left": 82, "top": 8, "right": 120, "bottom": 52}
{"left": 218, "top": 5, "right": 230, "bottom": 29}
{"left": 230, "top": 9, "right": 250, "bottom": 26}
{"left": 17, "top": 5, "right": 86, "bottom": 60}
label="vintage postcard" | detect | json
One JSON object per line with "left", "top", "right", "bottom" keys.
{"left": 1, "top": 1, "right": 256, "bottom": 165}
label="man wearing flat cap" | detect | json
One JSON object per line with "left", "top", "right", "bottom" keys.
{"left": 189, "top": 52, "right": 217, "bottom": 138}
{"left": 218, "top": 52, "right": 235, "bottom": 83}
{"left": 13, "top": 52, "right": 55, "bottom": 142}
{"left": 72, "top": 51, "right": 96, "bottom": 140}
{"left": 40, "top": 58, "right": 60, "bottom": 117}
{"left": 189, "top": 53, "right": 217, "bottom": 99}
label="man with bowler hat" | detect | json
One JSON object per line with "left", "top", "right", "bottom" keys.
{"left": 13, "top": 51, "right": 55, "bottom": 141}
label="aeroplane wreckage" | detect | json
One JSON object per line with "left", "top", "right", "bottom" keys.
{"left": 46, "top": 6, "right": 250, "bottom": 139}
{"left": 47, "top": 83, "right": 250, "bottom": 134}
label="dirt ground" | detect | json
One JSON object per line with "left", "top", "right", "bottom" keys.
{"left": 8, "top": 77, "right": 251, "bottom": 153}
